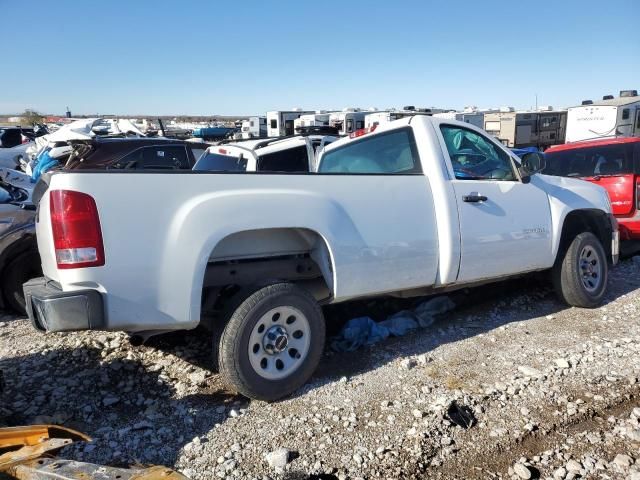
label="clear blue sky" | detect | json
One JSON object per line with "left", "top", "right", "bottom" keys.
{"left": 1, "top": 0, "right": 638, "bottom": 116}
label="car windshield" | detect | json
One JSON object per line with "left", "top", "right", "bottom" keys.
{"left": 544, "top": 143, "right": 636, "bottom": 177}
{"left": 193, "top": 152, "right": 247, "bottom": 172}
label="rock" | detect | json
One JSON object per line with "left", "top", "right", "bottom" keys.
{"left": 566, "top": 459, "right": 582, "bottom": 472}
{"left": 553, "top": 466, "right": 567, "bottom": 479}
{"left": 412, "top": 409, "right": 424, "bottom": 418}
{"left": 513, "top": 463, "right": 532, "bottom": 479}
{"left": 440, "top": 436, "right": 453, "bottom": 446}
{"left": 518, "top": 366, "right": 542, "bottom": 377}
{"left": 266, "top": 448, "right": 294, "bottom": 469}
{"left": 612, "top": 454, "right": 633, "bottom": 468}
{"left": 400, "top": 358, "right": 417, "bottom": 370}
{"left": 103, "top": 396, "right": 120, "bottom": 407}
{"left": 353, "top": 453, "right": 363, "bottom": 464}
{"left": 188, "top": 371, "right": 206, "bottom": 385}
{"left": 554, "top": 358, "right": 570, "bottom": 369}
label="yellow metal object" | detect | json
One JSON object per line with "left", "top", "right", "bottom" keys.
{"left": 0, "top": 425, "right": 189, "bottom": 480}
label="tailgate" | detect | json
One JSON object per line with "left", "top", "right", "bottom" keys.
{"left": 584, "top": 174, "right": 635, "bottom": 216}
{"left": 32, "top": 172, "right": 59, "bottom": 283}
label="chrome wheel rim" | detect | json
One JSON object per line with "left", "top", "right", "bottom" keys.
{"left": 579, "top": 245, "right": 601, "bottom": 292}
{"left": 248, "top": 306, "right": 311, "bottom": 380}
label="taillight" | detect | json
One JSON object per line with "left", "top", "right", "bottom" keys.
{"left": 50, "top": 190, "right": 105, "bottom": 269}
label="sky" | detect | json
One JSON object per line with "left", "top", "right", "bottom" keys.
{"left": 1, "top": 0, "right": 638, "bottom": 116}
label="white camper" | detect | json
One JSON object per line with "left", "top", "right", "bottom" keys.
{"left": 364, "top": 107, "right": 443, "bottom": 129}
{"left": 565, "top": 90, "right": 640, "bottom": 143}
{"left": 293, "top": 113, "right": 331, "bottom": 132}
{"left": 241, "top": 116, "right": 267, "bottom": 139}
{"left": 329, "top": 109, "right": 368, "bottom": 135}
{"left": 433, "top": 110, "right": 485, "bottom": 129}
{"left": 266, "top": 110, "right": 315, "bottom": 137}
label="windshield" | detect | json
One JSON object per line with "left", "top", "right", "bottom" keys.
{"left": 544, "top": 143, "right": 636, "bottom": 177}
{"left": 193, "top": 152, "right": 248, "bottom": 172}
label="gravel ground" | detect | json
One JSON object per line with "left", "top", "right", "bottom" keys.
{"left": 1, "top": 258, "right": 639, "bottom": 480}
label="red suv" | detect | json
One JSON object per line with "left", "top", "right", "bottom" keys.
{"left": 545, "top": 137, "right": 640, "bottom": 241}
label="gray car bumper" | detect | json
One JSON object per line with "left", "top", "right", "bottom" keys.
{"left": 23, "top": 277, "right": 104, "bottom": 332}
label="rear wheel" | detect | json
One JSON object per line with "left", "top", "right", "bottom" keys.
{"left": 217, "top": 282, "right": 325, "bottom": 401}
{"left": 553, "top": 232, "right": 607, "bottom": 308}
{"left": 2, "top": 251, "right": 42, "bottom": 315}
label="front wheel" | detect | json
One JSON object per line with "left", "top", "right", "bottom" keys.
{"left": 553, "top": 232, "right": 608, "bottom": 308}
{"left": 217, "top": 282, "right": 325, "bottom": 401}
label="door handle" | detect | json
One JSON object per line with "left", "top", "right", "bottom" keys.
{"left": 462, "top": 193, "right": 488, "bottom": 203}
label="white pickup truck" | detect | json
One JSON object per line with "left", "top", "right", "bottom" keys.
{"left": 25, "top": 116, "right": 619, "bottom": 401}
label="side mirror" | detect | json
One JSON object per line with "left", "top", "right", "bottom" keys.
{"left": 519, "top": 152, "right": 546, "bottom": 179}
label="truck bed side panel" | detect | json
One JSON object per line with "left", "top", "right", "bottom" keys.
{"left": 39, "top": 172, "right": 440, "bottom": 332}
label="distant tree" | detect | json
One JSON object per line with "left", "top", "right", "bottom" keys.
{"left": 22, "top": 109, "right": 44, "bottom": 125}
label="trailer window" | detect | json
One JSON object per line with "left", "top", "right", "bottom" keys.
{"left": 544, "top": 143, "right": 635, "bottom": 177}
{"left": 270, "top": 119, "right": 277, "bottom": 129}
{"left": 318, "top": 128, "right": 420, "bottom": 174}
{"left": 622, "top": 109, "right": 630, "bottom": 120}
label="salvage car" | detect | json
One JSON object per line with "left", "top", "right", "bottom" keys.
{"left": 544, "top": 137, "right": 640, "bottom": 242}
{"left": 24, "top": 116, "right": 618, "bottom": 401}
{"left": 194, "top": 135, "right": 337, "bottom": 173}
{"left": 0, "top": 177, "right": 38, "bottom": 313}
{"left": 62, "top": 137, "right": 209, "bottom": 170}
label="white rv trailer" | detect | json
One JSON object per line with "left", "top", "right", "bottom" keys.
{"left": 241, "top": 116, "right": 267, "bottom": 139}
{"left": 364, "top": 107, "right": 446, "bottom": 129}
{"left": 329, "top": 109, "right": 368, "bottom": 135}
{"left": 293, "top": 113, "right": 331, "bottom": 132}
{"left": 266, "top": 109, "right": 315, "bottom": 137}
{"left": 433, "top": 110, "right": 485, "bottom": 129}
{"left": 565, "top": 90, "right": 640, "bottom": 143}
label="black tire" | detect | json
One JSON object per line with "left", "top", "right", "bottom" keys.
{"left": 2, "top": 251, "right": 42, "bottom": 314}
{"left": 218, "top": 282, "right": 325, "bottom": 401}
{"left": 552, "top": 232, "right": 607, "bottom": 308}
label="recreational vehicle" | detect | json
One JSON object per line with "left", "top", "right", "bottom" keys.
{"left": 364, "top": 107, "right": 444, "bottom": 129}
{"left": 565, "top": 90, "right": 640, "bottom": 143}
{"left": 433, "top": 110, "right": 485, "bottom": 129}
{"left": 294, "top": 113, "right": 331, "bottom": 132}
{"left": 329, "top": 109, "right": 368, "bottom": 135}
{"left": 484, "top": 109, "right": 567, "bottom": 149}
{"left": 241, "top": 117, "right": 267, "bottom": 139}
{"left": 266, "top": 110, "right": 315, "bottom": 137}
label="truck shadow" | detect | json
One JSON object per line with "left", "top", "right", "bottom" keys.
{"left": 309, "top": 259, "right": 640, "bottom": 389}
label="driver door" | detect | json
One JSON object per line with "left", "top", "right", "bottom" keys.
{"left": 438, "top": 124, "right": 552, "bottom": 283}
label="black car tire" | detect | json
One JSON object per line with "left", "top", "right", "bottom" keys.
{"left": 2, "top": 251, "right": 41, "bottom": 315}
{"left": 552, "top": 232, "right": 607, "bottom": 308}
{"left": 218, "top": 282, "right": 325, "bottom": 401}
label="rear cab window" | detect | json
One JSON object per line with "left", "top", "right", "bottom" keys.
{"left": 193, "top": 147, "right": 249, "bottom": 172}
{"left": 257, "top": 145, "right": 309, "bottom": 172}
{"left": 544, "top": 143, "right": 636, "bottom": 177}
{"left": 318, "top": 128, "right": 420, "bottom": 174}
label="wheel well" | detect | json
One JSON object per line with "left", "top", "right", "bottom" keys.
{"left": 0, "top": 235, "right": 39, "bottom": 309}
{"left": 556, "top": 210, "right": 612, "bottom": 263}
{"left": 200, "top": 228, "right": 334, "bottom": 321}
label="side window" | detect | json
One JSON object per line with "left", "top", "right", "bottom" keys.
{"left": 356, "top": 120, "right": 364, "bottom": 129}
{"left": 141, "top": 146, "right": 189, "bottom": 169}
{"left": 189, "top": 146, "right": 207, "bottom": 164}
{"left": 257, "top": 145, "right": 309, "bottom": 172}
{"left": 622, "top": 109, "right": 630, "bottom": 120}
{"left": 440, "top": 125, "right": 516, "bottom": 181}
{"left": 319, "top": 128, "right": 420, "bottom": 174}
{"left": 270, "top": 119, "right": 277, "bottom": 129}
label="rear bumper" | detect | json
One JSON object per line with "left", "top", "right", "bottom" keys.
{"left": 23, "top": 277, "right": 104, "bottom": 332}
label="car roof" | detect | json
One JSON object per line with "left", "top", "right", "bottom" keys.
{"left": 546, "top": 137, "right": 640, "bottom": 153}
{"left": 93, "top": 136, "right": 187, "bottom": 145}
